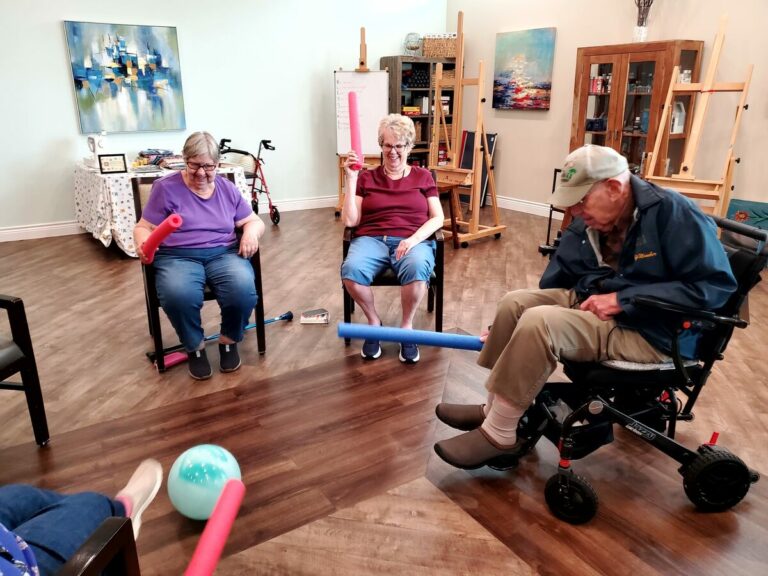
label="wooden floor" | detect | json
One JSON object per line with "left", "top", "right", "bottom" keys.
{"left": 1, "top": 207, "right": 767, "bottom": 575}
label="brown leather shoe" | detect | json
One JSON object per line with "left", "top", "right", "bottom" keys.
{"left": 435, "top": 403, "right": 486, "bottom": 431}
{"left": 434, "top": 428, "right": 524, "bottom": 470}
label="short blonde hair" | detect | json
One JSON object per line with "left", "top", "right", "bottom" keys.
{"left": 378, "top": 114, "right": 415, "bottom": 148}
{"left": 183, "top": 131, "right": 219, "bottom": 162}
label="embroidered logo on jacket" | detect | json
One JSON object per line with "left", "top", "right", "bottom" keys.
{"left": 634, "top": 251, "right": 657, "bottom": 261}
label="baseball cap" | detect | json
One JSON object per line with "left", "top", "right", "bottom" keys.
{"left": 551, "top": 145, "right": 628, "bottom": 207}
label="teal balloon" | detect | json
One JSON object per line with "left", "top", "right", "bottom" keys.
{"left": 167, "top": 444, "right": 241, "bottom": 520}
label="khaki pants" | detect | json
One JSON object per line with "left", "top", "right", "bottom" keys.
{"left": 478, "top": 288, "right": 669, "bottom": 410}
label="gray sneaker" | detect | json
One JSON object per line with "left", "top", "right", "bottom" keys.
{"left": 188, "top": 349, "right": 213, "bottom": 380}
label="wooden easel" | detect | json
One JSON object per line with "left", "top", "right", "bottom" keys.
{"left": 335, "top": 27, "right": 382, "bottom": 216}
{"left": 644, "top": 18, "right": 752, "bottom": 217}
{"left": 429, "top": 12, "right": 505, "bottom": 247}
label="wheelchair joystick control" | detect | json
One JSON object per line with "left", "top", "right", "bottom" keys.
{"left": 587, "top": 401, "right": 604, "bottom": 415}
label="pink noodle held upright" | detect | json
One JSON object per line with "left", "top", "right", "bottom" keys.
{"left": 348, "top": 91, "right": 363, "bottom": 170}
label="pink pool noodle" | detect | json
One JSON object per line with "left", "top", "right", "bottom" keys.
{"left": 348, "top": 91, "right": 362, "bottom": 170}
{"left": 184, "top": 479, "right": 246, "bottom": 576}
{"left": 142, "top": 214, "right": 183, "bottom": 264}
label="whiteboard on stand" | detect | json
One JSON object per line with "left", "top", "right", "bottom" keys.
{"left": 334, "top": 70, "right": 389, "bottom": 155}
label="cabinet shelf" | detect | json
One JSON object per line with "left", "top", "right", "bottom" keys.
{"left": 622, "top": 131, "right": 648, "bottom": 138}
{"left": 588, "top": 92, "right": 611, "bottom": 96}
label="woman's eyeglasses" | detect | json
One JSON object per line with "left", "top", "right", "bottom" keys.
{"left": 186, "top": 162, "right": 217, "bottom": 172}
{"left": 380, "top": 143, "right": 408, "bottom": 152}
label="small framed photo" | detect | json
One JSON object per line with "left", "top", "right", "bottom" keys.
{"left": 98, "top": 153, "right": 128, "bottom": 174}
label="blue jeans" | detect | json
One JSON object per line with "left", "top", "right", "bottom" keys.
{"left": 0, "top": 484, "right": 125, "bottom": 575}
{"left": 341, "top": 235, "right": 436, "bottom": 286}
{"left": 153, "top": 245, "right": 257, "bottom": 352}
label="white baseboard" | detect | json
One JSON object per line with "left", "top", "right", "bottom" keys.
{"left": 264, "top": 195, "right": 338, "bottom": 213}
{"left": 0, "top": 221, "right": 84, "bottom": 242}
{"left": 494, "top": 195, "right": 563, "bottom": 220}
{"left": 0, "top": 195, "right": 557, "bottom": 242}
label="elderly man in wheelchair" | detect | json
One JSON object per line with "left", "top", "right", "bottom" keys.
{"left": 433, "top": 145, "right": 765, "bottom": 523}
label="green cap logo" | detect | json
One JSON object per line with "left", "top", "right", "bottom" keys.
{"left": 562, "top": 167, "right": 577, "bottom": 182}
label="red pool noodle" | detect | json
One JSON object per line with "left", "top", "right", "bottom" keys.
{"left": 142, "top": 214, "right": 182, "bottom": 264}
{"left": 348, "top": 91, "right": 363, "bottom": 170}
{"left": 184, "top": 479, "right": 246, "bottom": 576}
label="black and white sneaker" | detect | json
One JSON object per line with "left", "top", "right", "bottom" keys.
{"left": 188, "top": 349, "right": 213, "bottom": 380}
{"left": 219, "top": 343, "right": 241, "bottom": 372}
{"left": 399, "top": 343, "right": 420, "bottom": 364}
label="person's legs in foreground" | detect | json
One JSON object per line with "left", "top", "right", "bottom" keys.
{"left": 341, "top": 236, "right": 391, "bottom": 359}
{"left": 0, "top": 459, "right": 162, "bottom": 575}
{"left": 391, "top": 239, "right": 435, "bottom": 363}
{"left": 434, "top": 288, "right": 667, "bottom": 469}
{"left": 154, "top": 249, "right": 209, "bottom": 379}
{"left": 206, "top": 246, "right": 257, "bottom": 373}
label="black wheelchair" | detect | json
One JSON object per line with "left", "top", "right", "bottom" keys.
{"left": 506, "top": 216, "right": 766, "bottom": 524}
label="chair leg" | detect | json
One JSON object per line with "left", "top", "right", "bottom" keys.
{"left": 427, "top": 283, "right": 435, "bottom": 313}
{"left": 21, "top": 366, "right": 49, "bottom": 446}
{"left": 343, "top": 286, "right": 353, "bottom": 345}
{"left": 255, "top": 296, "right": 266, "bottom": 355}
{"left": 435, "top": 281, "right": 443, "bottom": 333}
{"left": 149, "top": 304, "right": 166, "bottom": 372}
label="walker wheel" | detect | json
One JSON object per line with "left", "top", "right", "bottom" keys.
{"left": 545, "top": 471, "right": 598, "bottom": 524}
{"left": 461, "top": 241, "right": 469, "bottom": 249}
{"left": 494, "top": 233, "right": 502, "bottom": 239}
{"left": 270, "top": 206, "right": 280, "bottom": 225}
{"left": 252, "top": 200, "right": 259, "bottom": 214}
{"left": 682, "top": 445, "right": 752, "bottom": 512}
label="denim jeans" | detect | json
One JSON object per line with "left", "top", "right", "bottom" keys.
{"left": 153, "top": 244, "right": 258, "bottom": 352}
{"left": 341, "top": 235, "right": 436, "bottom": 286}
{"left": 0, "top": 484, "right": 124, "bottom": 575}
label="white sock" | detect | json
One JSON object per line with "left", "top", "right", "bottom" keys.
{"left": 480, "top": 395, "right": 524, "bottom": 447}
{"left": 483, "top": 393, "right": 495, "bottom": 416}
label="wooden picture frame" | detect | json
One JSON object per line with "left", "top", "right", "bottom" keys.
{"left": 98, "top": 153, "right": 128, "bottom": 174}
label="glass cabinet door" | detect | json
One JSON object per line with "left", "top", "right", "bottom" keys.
{"left": 580, "top": 56, "right": 620, "bottom": 148}
{"left": 619, "top": 53, "right": 663, "bottom": 174}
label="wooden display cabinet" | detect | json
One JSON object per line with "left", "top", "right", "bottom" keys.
{"left": 569, "top": 40, "right": 703, "bottom": 176}
{"left": 380, "top": 56, "right": 456, "bottom": 167}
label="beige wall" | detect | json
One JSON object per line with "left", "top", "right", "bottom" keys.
{"left": 446, "top": 0, "right": 766, "bottom": 209}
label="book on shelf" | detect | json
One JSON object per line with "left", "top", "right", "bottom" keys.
{"left": 300, "top": 308, "right": 329, "bottom": 324}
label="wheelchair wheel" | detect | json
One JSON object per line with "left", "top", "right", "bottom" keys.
{"left": 545, "top": 472, "right": 598, "bottom": 524}
{"left": 682, "top": 446, "right": 752, "bottom": 512}
{"left": 270, "top": 206, "right": 280, "bottom": 225}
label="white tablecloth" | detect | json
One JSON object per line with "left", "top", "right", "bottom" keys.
{"left": 73, "top": 163, "right": 249, "bottom": 257}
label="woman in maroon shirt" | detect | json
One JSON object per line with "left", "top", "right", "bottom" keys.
{"left": 341, "top": 114, "right": 444, "bottom": 363}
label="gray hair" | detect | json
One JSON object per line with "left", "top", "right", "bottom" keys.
{"left": 182, "top": 131, "right": 219, "bottom": 162}
{"left": 378, "top": 114, "right": 415, "bottom": 148}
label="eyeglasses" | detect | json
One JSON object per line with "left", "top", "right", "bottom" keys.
{"left": 380, "top": 143, "right": 408, "bottom": 152}
{"left": 186, "top": 161, "right": 217, "bottom": 172}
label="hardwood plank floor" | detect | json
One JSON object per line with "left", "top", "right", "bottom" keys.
{"left": 1, "top": 207, "right": 767, "bottom": 574}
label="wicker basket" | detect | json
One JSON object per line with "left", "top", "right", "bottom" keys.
{"left": 423, "top": 34, "right": 457, "bottom": 59}
{"left": 431, "top": 68, "right": 456, "bottom": 88}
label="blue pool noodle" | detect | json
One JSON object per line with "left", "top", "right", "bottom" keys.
{"left": 337, "top": 323, "right": 483, "bottom": 352}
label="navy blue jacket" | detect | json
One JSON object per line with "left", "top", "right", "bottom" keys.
{"left": 540, "top": 175, "right": 737, "bottom": 358}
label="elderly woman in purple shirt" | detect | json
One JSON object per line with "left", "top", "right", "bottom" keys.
{"left": 133, "top": 131, "right": 265, "bottom": 380}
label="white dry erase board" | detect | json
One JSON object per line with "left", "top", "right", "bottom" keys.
{"left": 334, "top": 70, "right": 389, "bottom": 155}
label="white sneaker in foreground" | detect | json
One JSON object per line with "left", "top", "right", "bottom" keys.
{"left": 116, "top": 458, "right": 163, "bottom": 538}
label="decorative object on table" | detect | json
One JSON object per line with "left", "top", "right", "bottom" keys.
{"left": 63, "top": 21, "right": 186, "bottom": 133}
{"left": 300, "top": 308, "right": 329, "bottom": 325}
{"left": 493, "top": 28, "right": 556, "bottom": 110}
{"left": 85, "top": 131, "right": 107, "bottom": 168}
{"left": 728, "top": 200, "right": 768, "bottom": 231}
{"left": 633, "top": 0, "right": 654, "bottom": 42}
{"left": 98, "top": 153, "right": 128, "bottom": 174}
{"left": 404, "top": 32, "right": 421, "bottom": 56}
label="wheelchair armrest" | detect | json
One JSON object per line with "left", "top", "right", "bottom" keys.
{"left": 58, "top": 517, "right": 140, "bottom": 576}
{"left": 631, "top": 295, "right": 748, "bottom": 329}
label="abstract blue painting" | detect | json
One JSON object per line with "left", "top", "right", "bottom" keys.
{"left": 493, "top": 27, "right": 556, "bottom": 110}
{"left": 64, "top": 21, "right": 186, "bottom": 133}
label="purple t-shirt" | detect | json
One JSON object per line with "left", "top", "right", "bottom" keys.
{"left": 141, "top": 172, "right": 252, "bottom": 248}
{"left": 354, "top": 166, "right": 438, "bottom": 238}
